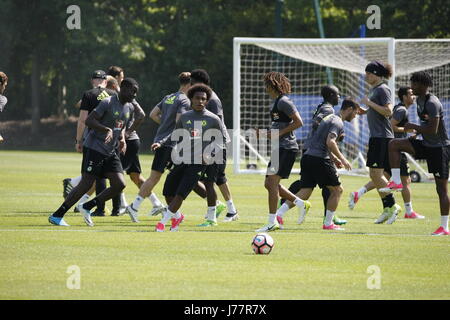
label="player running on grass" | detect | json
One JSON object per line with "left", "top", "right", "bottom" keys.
{"left": 356, "top": 60, "right": 402, "bottom": 225}
{"left": 125, "top": 72, "right": 192, "bottom": 222}
{"left": 189, "top": 69, "right": 239, "bottom": 224}
{"left": 63, "top": 70, "right": 117, "bottom": 216}
{"left": 152, "top": 84, "right": 228, "bottom": 232}
{"left": 99, "top": 66, "right": 148, "bottom": 217}
{"left": 348, "top": 86, "right": 424, "bottom": 219}
{"left": 276, "top": 98, "right": 358, "bottom": 231}
{"left": 381, "top": 71, "right": 450, "bottom": 236}
{"left": 48, "top": 78, "right": 140, "bottom": 227}
{"left": 256, "top": 71, "right": 310, "bottom": 233}
{"left": 280, "top": 84, "right": 347, "bottom": 225}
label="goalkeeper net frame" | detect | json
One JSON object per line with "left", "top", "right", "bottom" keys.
{"left": 232, "top": 37, "right": 450, "bottom": 180}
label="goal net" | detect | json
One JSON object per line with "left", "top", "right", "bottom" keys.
{"left": 233, "top": 37, "right": 450, "bottom": 179}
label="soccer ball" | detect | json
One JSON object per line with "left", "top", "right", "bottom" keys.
{"left": 251, "top": 233, "right": 274, "bottom": 254}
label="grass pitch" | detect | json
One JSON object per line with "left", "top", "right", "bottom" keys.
{"left": 0, "top": 150, "right": 449, "bottom": 300}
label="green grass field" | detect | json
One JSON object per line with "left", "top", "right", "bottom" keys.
{"left": 0, "top": 150, "right": 449, "bottom": 300}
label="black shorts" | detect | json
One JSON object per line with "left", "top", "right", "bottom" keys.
{"left": 409, "top": 139, "right": 450, "bottom": 179}
{"left": 120, "top": 139, "right": 142, "bottom": 174}
{"left": 366, "top": 137, "right": 392, "bottom": 171}
{"left": 200, "top": 149, "right": 227, "bottom": 185}
{"left": 216, "top": 149, "right": 227, "bottom": 185}
{"left": 151, "top": 146, "right": 173, "bottom": 173}
{"left": 266, "top": 148, "right": 298, "bottom": 179}
{"left": 163, "top": 164, "right": 206, "bottom": 199}
{"left": 201, "top": 164, "right": 220, "bottom": 183}
{"left": 385, "top": 153, "right": 409, "bottom": 177}
{"left": 299, "top": 154, "right": 341, "bottom": 189}
{"left": 82, "top": 147, "right": 123, "bottom": 178}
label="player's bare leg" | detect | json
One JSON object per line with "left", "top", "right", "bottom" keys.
{"left": 323, "top": 185, "right": 345, "bottom": 230}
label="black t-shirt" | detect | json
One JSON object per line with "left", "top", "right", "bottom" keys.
{"left": 80, "top": 87, "right": 117, "bottom": 113}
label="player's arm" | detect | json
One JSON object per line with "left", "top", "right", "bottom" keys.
{"left": 390, "top": 117, "right": 415, "bottom": 134}
{"left": 85, "top": 110, "right": 113, "bottom": 143}
{"left": 75, "top": 110, "right": 88, "bottom": 152}
{"left": 404, "top": 117, "right": 439, "bottom": 135}
{"left": 275, "top": 111, "right": 303, "bottom": 138}
{"left": 118, "top": 129, "right": 127, "bottom": 154}
{"left": 362, "top": 97, "right": 393, "bottom": 117}
{"left": 329, "top": 152, "right": 343, "bottom": 169}
{"left": 326, "top": 133, "right": 351, "bottom": 170}
{"left": 152, "top": 116, "right": 183, "bottom": 150}
{"left": 127, "top": 101, "right": 146, "bottom": 133}
{"left": 149, "top": 106, "right": 162, "bottom": 124}
{"left": 356, "top": 105, "right": 368, "bottom": 115}
{"left": 176, "top": 99, "right": 190, "bottom": 122}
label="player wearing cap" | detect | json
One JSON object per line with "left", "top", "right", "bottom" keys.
{"left": 49, "top": 78, "right": 140, "bottom": 227}
{"left": 62, "top": 70, "right": 117, "bottom": 216}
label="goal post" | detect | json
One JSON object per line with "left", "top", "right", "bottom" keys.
{"left": 232, "top": 37, "right": 450, "bottom": 180}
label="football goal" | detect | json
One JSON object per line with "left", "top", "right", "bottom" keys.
{"left": 232, "top": 37, "right": 450, "bottom": 180}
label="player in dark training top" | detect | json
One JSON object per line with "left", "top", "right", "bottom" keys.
{"left": 277, "top": 98, "right": 358, "bottom": 230}
{"left": 349, "top": 87, "right": 424, "bottom": 219}
{"left": 280, "top": 84, "right": 347, "bottom": 226}
{"left": 357, "top": 61, "right": 402, "bottom": 225}
{"left": 48, "top": 78, "right": 140, "bottom": 227}
{"left": 189, "top": 69, "right": 239, "bottom": 224}
{"left": 256, "top": 71, "right": 311, "bottom": 233}
{"left": 152, "top": 84, "right": 227, "bottom": 232}
{"left": 125, "top": 72, "right": 191, "bottom": 223}
{"left": 104, "top": 66, "right": 147, "bottom": 217}
{"left": 63, "top": 70, "right": 117, "bottom": 216}
{"left": 384, "top": 71, "right": 450, "bottom": 235}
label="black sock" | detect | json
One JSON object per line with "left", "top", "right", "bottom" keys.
{"left": 53, "top": 203, "right": 69, "bottom": 218}
{"left": 322, "top": 188, "right": 330, "bottom": 217}
{"left": 83, "top": 198, "right": 98, "bottom": 211}
{"left": 112, "top": 194, "right": 121, "bottom": 212}
{"left": 280, "top": 180, "right": 303, "bottom": 206}
{"left": 382, "top": 194, "right": 395, "bottom": 208}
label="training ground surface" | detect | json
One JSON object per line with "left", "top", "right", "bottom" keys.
{"left": 0, "top": 151, "right": 449, "bottom": 300}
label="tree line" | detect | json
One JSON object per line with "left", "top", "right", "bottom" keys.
{"left": 0, "top": 0, "right": 448, "bottom": 134}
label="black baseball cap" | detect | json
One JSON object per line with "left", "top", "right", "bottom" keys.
{"left": 92, "top": 70, "right": 107, "bottom": 79}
